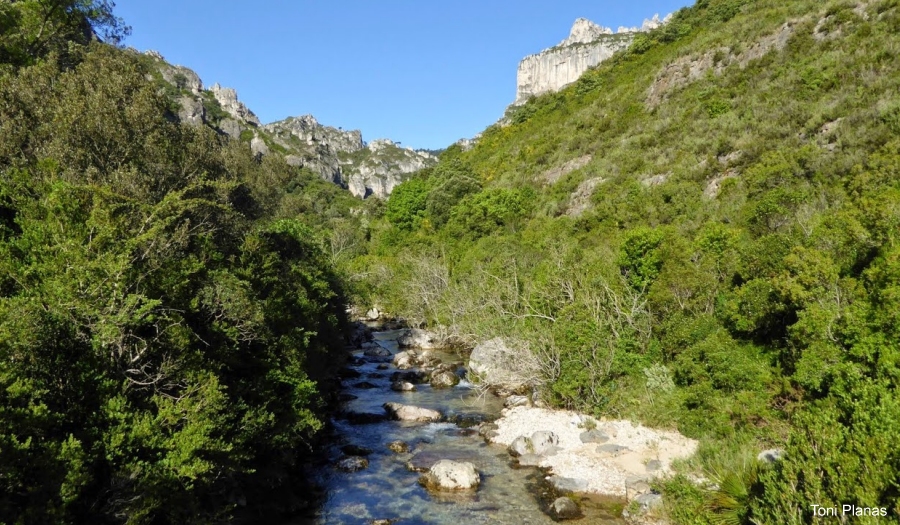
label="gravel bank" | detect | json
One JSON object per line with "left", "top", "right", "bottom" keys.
{"left": 490, "top": 407, "right": 698, "bottom": 497}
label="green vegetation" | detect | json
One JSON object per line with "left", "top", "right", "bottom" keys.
{"left": 3, "top": 0, "right": 900, "bottom": 523}
{"left": 0, "top": 5, "right": 354, "bottom": 523}
{"left": 346, "top": 0, "right": 900, "bottom": 522}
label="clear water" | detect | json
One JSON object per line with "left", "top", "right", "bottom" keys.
{"left": 294, "top": 330, "right": 625, "bottom": 525}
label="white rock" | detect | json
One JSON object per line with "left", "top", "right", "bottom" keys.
{"left": 531, "top": 431, "right": 560, "bottom": 455}
{"left": 383, "top": 402, "right": 442, "bottom": 422}
{"left": 398, "top": 328, "right": 439, "bottom": 349}
{"left": 420, "top": 460, "right": 480, "bottom": 491}
{"left": 468, "top": 337, "right": 540, "bottom": 390}
{"left": 551, "top": 497, "right": 581, "bottom": 519}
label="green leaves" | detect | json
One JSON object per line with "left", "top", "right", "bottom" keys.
{"left": 0, "top": 46, "right": 348, "bottom": 523}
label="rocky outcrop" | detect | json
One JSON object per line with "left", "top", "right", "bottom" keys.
{"left": 513, "top": 15, "right": 670, "bottom": 106}
{"left": 263, "top": 118, "right": 437, "bottom": 197}
{"left": 647, "top": 22, "right": 795, "bottom": 108}
{"left": 515, "top": 31, "right": 633, "bottom": 106}
{"left": 210, "top": 83, "right": 260, "bottom": 125}
{"left": 344, "top": 139, "right": 437, "bottom": 199}
{"left": 143, "top": 50, "right": 435, "bottom": 199}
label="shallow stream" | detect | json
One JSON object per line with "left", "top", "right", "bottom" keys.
{"left": 296, "top": 329, "right": 625, "bottom": 524}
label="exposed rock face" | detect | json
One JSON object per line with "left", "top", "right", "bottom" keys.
{"left": 263, "top": 118, "right": 436, "bottom": 197}
{"left": 647, "top": 22, "right": 795, "bottom": 108}
{"left": 177, "top": 96, "right": 205, "bottom": 126}
{"left": 158, "top": 62, "right": 202, "bottom": 94}
{"left": 515, "top": 34, "right": 633, "bottom": 105}
{"left": 345, "top": 139, "right": 437, "bottom": 199}
{"left": 210, "top": 83, "right": 260, "bottom": 125}
{"left": 143, "top": 50, "right": 435, "bottom": 199}
{"left": 514, "top": 15, "right": 672, "bottom": 106}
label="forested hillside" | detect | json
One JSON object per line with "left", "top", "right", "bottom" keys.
{"left": 347, "top": 0, "right": 900, "bottom": 522}
{"left": 0, "top": 2, "right": 353, "bottom": 523}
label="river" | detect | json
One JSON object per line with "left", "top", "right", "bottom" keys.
{"left": 294, "top": 328, "right": 626, "bottom": 524}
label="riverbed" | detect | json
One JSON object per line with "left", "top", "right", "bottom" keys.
{"left": 295, "top": 328, "right": 626, "bottom": 524}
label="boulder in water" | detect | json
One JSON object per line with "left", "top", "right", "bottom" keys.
{"left": 336, "top": 456, "right": 369, "bottom": 472}
{"left": 364, "top": 346, "right": 391, "bottom": 358}
{"left": 392, "top": 350, "right": 417, "bottom": 369}
{"left": 419, "top": 460, "right": 480, "bottom": 491}
{"left": 383, "top": 402, "right": 442, "bottom": 422}
{"left": 390, "top": 381, "right": 417, "bottom": 392}
{"left": 550, "top": 497, "right": 581, "bottom": 520}
{"left": 387, "top": 441, "right": 410, "bottom": 454}
{"left": 430, "top": 370, "right": 459, "bottom": 388}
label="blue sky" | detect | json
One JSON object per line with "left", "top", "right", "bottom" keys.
{"left": 117, "top": 1, "right": 692, "bottom": 149}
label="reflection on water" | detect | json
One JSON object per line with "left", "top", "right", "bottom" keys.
{"left": 292, "top": 330, "right": 624, "bottom": 525}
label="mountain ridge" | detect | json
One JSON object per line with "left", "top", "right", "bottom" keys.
{"left": 143, "top": 49, "right": 437, "bottom": 198}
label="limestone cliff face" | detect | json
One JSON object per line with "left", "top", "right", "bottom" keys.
{"left": 144, "top": 51, "right": 435, "bottom": 198}
{"left": 513, "top": 16, "right": 668, "bottom": 106}
{"left": 343, "top": 139, "right": 437, "bottom": 199}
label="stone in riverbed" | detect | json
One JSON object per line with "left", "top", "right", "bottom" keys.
{"left": 387, "top": 441, "right": 410, "bottom": 454}
{"left": 504, "top": 394, "right": 531, "bottom": 408}
{"left": 336, "top": 456, "right": 369, "bottom": 472}
{"left": 508, "top": 436, "right": 533, "bottom": 457}
{"left": 579, "top": 429, "right": 610, "bottom": 444}
{"left": 597, "top": 443, "right": 630, "bottom": 456}
{"left": 398, "top": 328, "right": 439, "bottom": 349}
{"left": 353, "top": 381, "right": 379, "bottom": 389}
{"left": 430, "top": 370, "right": 460, "bottom": 389}
{"left": 392, "top": 350, "right": 417, "bottom": 369}
{"left": 451, "top": 412, "right": 486, "bottom": 428}
{"left": 551, "top": 497, "right": 581, "bottom": 520}
{"left": 419, "top": 460, "right": 480, "bottom": 491}
{"left": 549, "top": 476, "right": 590, "bottom": 493}
{"left": 391, "top": 370, "right": 428, "bottom": 384}
{"left": 390, "top": 381, "right": 417, "bottom": 392}
{"left": 363, "top": 346, "right": 392, "bottom": 357}
{"left": 383, "top": 402, "right": 442, "bottom": 422}
{"left": 530, "top": 431, "right": 559, "bottom": 455}
{"left": 633, "top": 493, "right": 663, "bottom": 512}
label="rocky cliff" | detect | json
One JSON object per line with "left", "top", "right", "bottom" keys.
{"left": 513, "top": 16, "right": 668, "bottom": 106}
{"left": 144, "top": 51, "right": 435, "bottom": 199}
